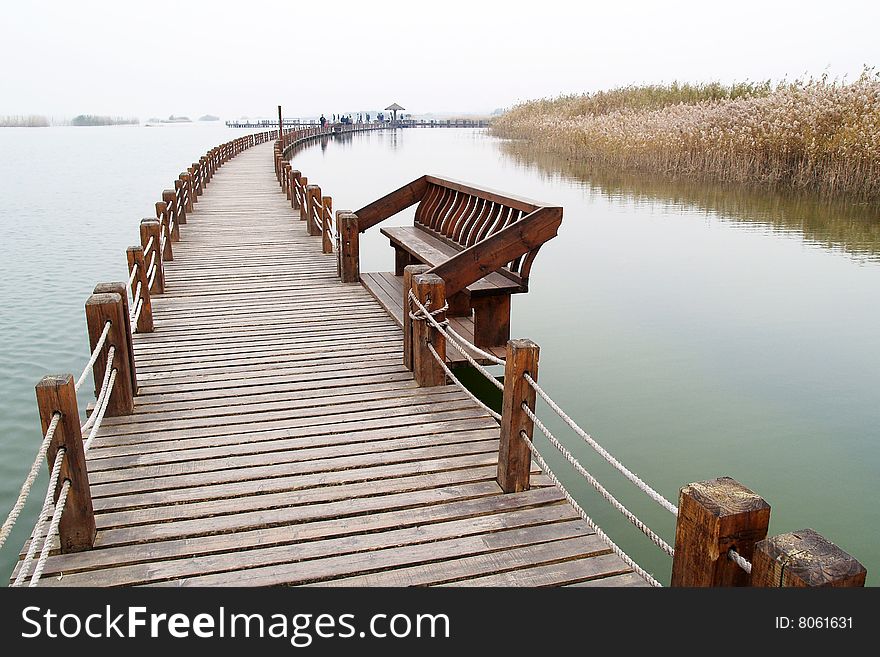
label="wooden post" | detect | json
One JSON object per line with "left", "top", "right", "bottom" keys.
{"left": 307, "top": 185, "right": 321, "bottom": 237}
{"left": 155, "top": 202, "right": 173, "bottom": 262}
{"left": 298, "top": 176, "right": 308, "bottom": 220}
{"left": 161, "top": 190, "right": 180, "bottom": 241}
{"left": 411, "top": 273, "right": 447, "bottom": 387}
{"left": 34, "top": 375, "right": 96, "bottom": 552}
{"left": 140, "top": 219, "right": 164, "bottom": 294}
{"left": 670, "top": 477, "right": 771, "bottom": 587}
{"left": 181, "top": 172, "right": 194, "bottom": 212}
{"left": 174, "top": 179, "right": 188, "bottom": 224}
{"left": 337, "top": 211, "right": 360, "bottom": 283}
{"left": 751, "top": 529, "right": 866, "bottom": 587}
{"left": 199, "top": 157, "right": 208, "bottom": 188}
{"left": 321, "top": 195, "right": 333, "bottom": 253}
{"left": 126, "top": 246, "right": 153, "bottom": 333}
{"left": 85, "top": 291, "right": 135, "bottom": 416}
{"left": 291, "top": 170, "right": 301, "bottom": 210}
{"left": 278, "top": 105, "right": 283, "bottom": 141}
{"left": 497, "top": 339, "right": 539, "bottom": 493}
{"left": 394, "top": 246, "right": 414, "bottom": 276}
{"left": 93, "top": 282, "right": 137, "bottom": 396}
{"left": 402, "top": 264, "right": 430, "bottom": 371}
{"left": 473, "top": 295, "right": 511, "bottom": 348}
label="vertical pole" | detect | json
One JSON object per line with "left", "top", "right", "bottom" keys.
{"left": 298, "top": 176, "right": 308, "bottom": 221}
{"left": 161, "top": 190, "right": 180, "bottom": 241}
{"left": 307, "top": 184, "right": 321, "bottom": 236}
{"left": 411, "top": 273, "right": 447, "bottom": 387}
{"left": 127, "top": 246, "right": 153, "bottom": 333}
{"left": 337, "top": 212, "right": 360, "bottom": 283}
{"left": 291, "top": 170, "right": 301, "bottom": 210}
{"left": 278, "top": 105, "right": 283, "bottom": 139}
{"left": 498, "top": 339, "right": 540, "bottom": 493}
{"left": 402, "top": 264, "right": 430, "bottom": 371}
{"left": 321, "top": 195, "right": 333, "bottom": 253}
{"left": 140, "top": 219, "right": 165, "bottom": 294}
{"left": 174, "top": 179, "right": 187, "bottom": 225}
{"left": 85, "top": 291, "right": 135, "bottom": 416}
{"left": 181, "top": 172, "right": 194, "bottom": 212}
{"left": 670, "top": 477, "right": 771, "bottom": 586}
{"left": 93, "top": 282, "right": 137, "bottom": 396}
{"left": 34, "top": 375, "right": 95, "bottom": 552}
{"left": 751, "top": 529, "right": 866, "bottom": 587}
{"left": 155, "top": 201, "right": 173, "bottom": 262}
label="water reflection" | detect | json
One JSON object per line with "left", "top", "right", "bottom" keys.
{"left": 500, "top": 140, "right": 880, "bottom": 262}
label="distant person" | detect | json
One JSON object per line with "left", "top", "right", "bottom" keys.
{"left": 319, "top": 114, "right": 326, "bottom": 128}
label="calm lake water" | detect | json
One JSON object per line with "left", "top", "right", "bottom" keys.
{"left": 1, "top": 126, "right": 878, "bottom": 585}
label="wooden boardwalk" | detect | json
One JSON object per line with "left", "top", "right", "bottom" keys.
{"left": 15, "top": 142, "right": 646, "bottom": 587}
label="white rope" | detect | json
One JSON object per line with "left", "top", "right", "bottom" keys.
{"left": 147, "top": 249, "right": 156, "bottom": 272}
{"left": 521, "top": 431, "right": 663, "bottom": 587}
{"left": 147, "top": 264, "right": 157, "bottom": 290}
{"left": 131, "top": 280, "right": 142, "bottom": 309}
{"left": 13, "top": 448, "right": 66, "bottom": 587}
{"left": 426, "top": 343, "right": 501, "bottom": 421}
{"left": 130, "top": 298, "right": 143, "bottom": 332}
{"left": 81, "top": 347, "right": 115, "bottom": 435}
{"left": 127, "top": 263, "right": 138, "bottom": 288}
{"left": 728, "top": 548, "right": 753, "bottom": 575}
{"left": 522, "top": 402, "right": 674, "bottom": 556}
{"left": 0, "top": 413, "right": 60, "bottom": 551}
{"left": 29, "top": 479, "right": 70, "bottom": 587}
{"left": 523, "top": 373, "right": 678, "bottom": 516}
{"left": 84, "top": 368, "right": 117, "bottom": 452}
{"left": 74, "top": 321, "right": 111, "bottom": 393}
{"left": 144, "top": 235, "right": 155, "bottom": 256}
{"left": 409, "top": 291, "right": 503, "bottom": 391}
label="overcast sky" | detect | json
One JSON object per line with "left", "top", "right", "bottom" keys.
{"left": 2, "top": 0, "right": 878, "bottom": 119}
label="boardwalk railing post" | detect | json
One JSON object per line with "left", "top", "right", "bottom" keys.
{"left": 670, "top": 477, "right": 771, "bottom": 586}
{"left": 337, "top": 211, "right": 360, "bottom": 283}
{"left": 411, "top": 273, "right": 446, "bottom": 387}
{"left": 127, "top": 245, "right": 153, "bottom": 333}
{"left": 161, "top": 190, "right": 180, "bottom": 241}
{"left": 85, "top": 290, "right": 135, "bottom": 416}
{"left": 155, "top": 202, "right": 173, "bottom": 262}
{"left": 140, "top": 219, "right": 165, "bottom": 294}
{"left": 402, "top": 264, "right": 430, "bottom": 371}
{"left": 290, "top": 170, "right": 301, "bottom": 210}
{"left": 307, "top": 184, "right": 322, "bottom": 237}
{"left": 498, "top": 339, "right": 540, "bottom": 493}
{"left": 35, "top": 375, "right": 95, "bottom": 552}
{"left": 321, "top": 195, "right": 333, "bottom": 253}
{"left": 174, "top": 179, "right": 188, "bottom": 224}
{"left": 751, "top": 529, "right": 866, "bottom": 587}
{"left": 93, "top": 282, "right": 138, "bottom": 397}
{"left": 298, "top": 176, "right": 309, "bottom": 220}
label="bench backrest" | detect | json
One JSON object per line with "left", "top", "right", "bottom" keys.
{"left": 356, "top": 175, "right": 563, "bottom": 296}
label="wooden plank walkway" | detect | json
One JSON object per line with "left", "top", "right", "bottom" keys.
{"left": 15, "top": 142, "right": 647, "bottom": 587}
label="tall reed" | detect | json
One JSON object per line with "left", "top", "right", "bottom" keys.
{"left": 492, "top": 72, "right": 880, "bottom": 201}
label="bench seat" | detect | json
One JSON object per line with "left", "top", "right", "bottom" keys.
{"left": 381, "top": 225, "right": 522, "bottom": 298}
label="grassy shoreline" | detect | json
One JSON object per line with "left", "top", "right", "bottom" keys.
{"left": 492, "top": 73, "right": 880, "bottom": 201}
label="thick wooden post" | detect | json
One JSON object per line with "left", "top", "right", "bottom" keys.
{"left": 670, "top": 477, "right": 771, "bottom": 587}
{"left": 93, "top": 282, "right": 137, "bottom": 396}
{"left": 751, "top": 529, "right": 866, "bottom": 587}
{"left": 473, "top": 295, "right": 511, "bottom": 348}
{"left": 126, "top": 246, "right": 153, "bottom": 333}
{"left": 403, "top": 264, "right": 431, "bottom": 371}
{"left": 497, "top": 339, "right": 539, "bottom": 493}
{"left": 394, "top": 246, "right": 414, "bottom": 276}
{"left": 337, "top": 211, "right": 360, "bottom": 283}
{"left": 174, "top": 179, "right": 188, "bottom": 224}
{"left": 199, "top": 157, "right": 208, "bottom": 188}
{"left": 155, "top": 202, "right": 173, "bottom": 262}
{"left": 321, "top": 195, "right": 333, "bottom": 253}
{"left": 85, "top": 291, "right": 135, "bottom": 416}
{"left": 140, "top": 219, "right": 164, "bottom": 294}
{"left": 161, "top": 190, "right": 180, "bottom": 241}
{"left": 298, "top": 176, "right": 309, "bottom": 220}
{"left": 411, "top": 273, "right": 447, "bottom": 387}
{"left": 291, "top": 170, "right": 301, "bottom": 210}
{"left": 191, "top": 163, "right": 202, "bottom": 197}
{"left": 307, "top": 185, "right": 322, "bottom": 236}
{"left": 34, "top": 375, "right": 95, "bottom": 552}
{"left": 181, "top": 172, "right": 194, "bottom": 212}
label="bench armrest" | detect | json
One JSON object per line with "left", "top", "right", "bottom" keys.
{"left": 428, "top": 206, "right": 562, "bottom": 296}
{"left": 355, "top": 176, "right": 429, "bottom": 231}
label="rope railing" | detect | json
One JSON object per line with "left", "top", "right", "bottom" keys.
{"left": 426, "top": 343, "right": 502, "bottom": 421}
{"left": 728, "top": 548, "right": 753, "bottom": 574}
{"left": 73, "top": 321, "right": 111, "bottom": 393}
{"left": 127, "top": 263, "right": 138, "bottom": 288}
{"left": 81, "top": 347, "right": 115, "bottom": 435}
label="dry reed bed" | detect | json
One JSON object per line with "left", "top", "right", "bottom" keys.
{"left": 492, "top": 75, "right": 880, "bottom": 200}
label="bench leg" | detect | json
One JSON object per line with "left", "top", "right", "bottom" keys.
{"left": 394, "top": 246, "right": 414, "bottom": 276}
{"left": 447, "top": 292, "right": 471, "bottom": 317}
{"left": 472, "top": 295, "right": 511, "bottom": 349}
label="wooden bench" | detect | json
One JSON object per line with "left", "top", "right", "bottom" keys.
{"left": 353, "top": 175, "right": 562, "bottom": 351}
